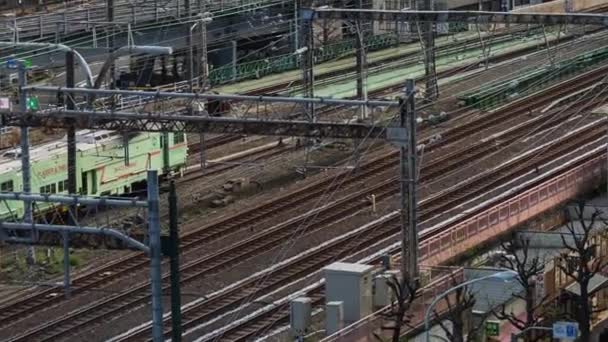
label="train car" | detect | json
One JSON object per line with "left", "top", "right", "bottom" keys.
{"left": 0, "top": 130, "right": 187, "bottom": 218}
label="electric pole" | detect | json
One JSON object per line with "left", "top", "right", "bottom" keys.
{"left": 355, "top": 0, "right": 368, "bottom": 121}
{"left": 186, "top": 0, "right": 192, "bottom": 92}
{"left": 198, "top": 8, "right": 210, "bottom": 171}
{"left": 300, "top": 8, "right": 314, "bottom": 177}
{"left": 354, "top": 1, "right": 368, "bottom": 171}
{"left": 423, "top": 0, "right": 438, "bottom": 102}
{"left": 17, "top": 61, "right": 35, "bottom": 265}
{"left": 65, "top": 50, "right": 76, "bottom": 298}
{"left": 169, "top": 181, "right": 181, "bottom": 342}
{"left": 107, "top": 0, "right": 115, "bottom": 94}
{"left": 399, "top": 79, "right": 418, "bottom": 285}
{"left": 186, "top": 10, "right": 212, "bottom": 172}
{"left": 301, "top": 9, "right": 314, "bottom": 121}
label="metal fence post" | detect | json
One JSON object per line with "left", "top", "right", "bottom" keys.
{"left": 147, "top": 170, "right": 163, "bottom": 342}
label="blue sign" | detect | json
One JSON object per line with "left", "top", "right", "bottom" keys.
{"left": 553, "top": 321, "right": 578, "bottom": 340}
{"left": 6, "top": 59, "right": 17, "bottom": 69}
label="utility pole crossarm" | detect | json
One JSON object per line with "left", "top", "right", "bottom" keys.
{"left": 313, "top": 8, "right": 608, "bottom": 26}
{"left": 2, "top": 109, "right": 388, "bottom": 139}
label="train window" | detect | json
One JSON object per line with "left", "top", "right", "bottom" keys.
{"left": 39, "top": 184, "right": 57, "bottom": 194}
{"left": 173, "top": 132, "right": 185, "bottom": 144}
{"left": 58, "top": 180, "right": 68, "bottom": 193}
{"left": 0, "top": 180, "right": 13, "bottom": 192}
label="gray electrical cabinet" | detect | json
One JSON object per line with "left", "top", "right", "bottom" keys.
{"left": 290, "top": 297, "right": 312, "bottom": 337}
{"left": 323, "top": 262, "right": 374, "bottom": 323}
{"left": 325, "top": 301, "right": 344, "bottom": 335}
{"left": 373, "top": 270, "right": 399, "bottom": 309}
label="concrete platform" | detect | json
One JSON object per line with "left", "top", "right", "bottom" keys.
{"left": 214, "top": 30, "right": 491, "bottom": 94}
{"left": 305, "top": 29, "right": 565, "bottom": 99}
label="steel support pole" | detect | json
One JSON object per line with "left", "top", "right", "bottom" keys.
{"left": 294, "top": 0, "right": 299, "bottom": 52}
{"left": 200, "top": 20, "right": 208, "bottom": 90}
{"left": 66, "top": 51, "right": 77, "bottom": 197}
{"left": 18, "top": 62, "right": 35, "bottom": 265}
{"left": 65, "top": 51, "right": 75, "bottom": 298}
{"left": 354, "top": 5, "right": 367, "bottom": 171}
{"left": 423, "top": 0, "right": 438, "bottom": 102}
{"left": 187, "top": 24, "right": 194, "bottom": 93}
{"left": 355, "top": 8, "right": 368, "bottom": 121}
{"left": 169, "top": 180, "right": 182, "bottom": 342}
{"left": 107, "top": 0, "right": 116, "bottom": 111}
{"left": 301, "top": 9, "right": 314, "bottom": 177}
{"left": 231, "top": 40, "right": 237, "bottom": 82}
{"left": 147, "top": 170, "right": 163, "bottom": 342}
{"left": 399, "top": 79, "right": 418, "bottom": 284}
{"left": 405, "top": 79, "right": 418, "bottom": 283}
{"left": 63, "top": 231, "right": 70, "bottom": 298}
{"left": 301, "top": 11, "right": 315, "bottom": 121}
{"left": 162, "top": 133, "right": 170, "bottom": 174}
{"left": 199, "top": 18, "right": 209, "bottom": 171}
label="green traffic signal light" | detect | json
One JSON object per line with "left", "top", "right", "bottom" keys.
{"left": 26, "top": 97, "right": 39, "bottom": 111}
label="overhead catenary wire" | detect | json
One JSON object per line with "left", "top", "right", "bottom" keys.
{"left": 209, "top": 99, "right": 403, "bottom": 341}
{"left": 2, "top": 18, "right": 604, "bottom": 342}
{"left": 207, "top": 36, "right": 608, "bottom": 340}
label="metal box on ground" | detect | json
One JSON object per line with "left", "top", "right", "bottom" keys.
{"left": 323, "top": 262, "right": 374, "bottom": 324}
{"left": 373, "top": 270, "right": 400, "bottom": 309}
{"left": 325, "top": 301, "right": 344, "bottom": 336}
{"left": 290, "top": 297, "right": 312, "bottom": 336}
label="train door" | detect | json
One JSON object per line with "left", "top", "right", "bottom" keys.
{"left": 81, "top": 170, "right": 98, "bottom": 195}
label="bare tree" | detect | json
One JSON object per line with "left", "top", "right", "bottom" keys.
{"left": 492, "top": 235, "right": 548, "bottom": 342}
{"left": 558, "top": 201, "right": 608, "bottom": 341}
{"left": 375, "top": 275, "right": 418, "bottom": 342}
{"left": 431, "top": 276, "right": 486, "bottom": 342}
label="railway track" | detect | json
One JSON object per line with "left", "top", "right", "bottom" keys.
{"left": 189, "top": 134, "right": 244, "bottom": 152}
{"left": 189, "top": 26, "right": 606, "bottom": 154}
{"left": 208, "top": 123, "right": 608, "bottom": 341}
{"left": 2, "top": 36, "right": 607, "bottom": 340}
{"left": 135, "top": 116, "right": 608, "bottom": 342}
{"left": 10, "top": 70, "right": 607, "bottom": 342}
{"left": 181, "top": 141, "right": 296, "bottom": 181}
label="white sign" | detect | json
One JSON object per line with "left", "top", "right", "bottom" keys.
{"left": 553, "top": 321, "right": 578, "bottom": 340}
{"left": 0, "top": 97, "right": 11, "bottom": 111}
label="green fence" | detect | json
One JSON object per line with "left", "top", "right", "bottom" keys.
{"left": 208, "top": 33, "right": 399, "bottom": 85}
{"left": 458, "top": 46, "right": 608, "bottom": 110}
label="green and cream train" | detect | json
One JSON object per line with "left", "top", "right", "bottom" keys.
{"left": 0, "top": 130, "right": 187, "bottom": 217}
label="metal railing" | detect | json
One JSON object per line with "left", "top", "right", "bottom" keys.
{"left": 420, "top": 155, "right": 605, "bottom": 266}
